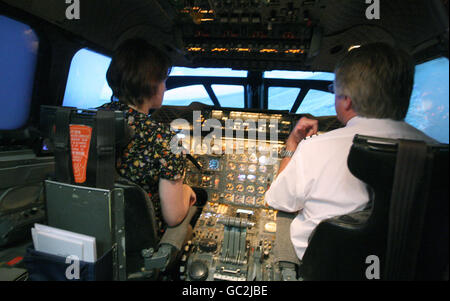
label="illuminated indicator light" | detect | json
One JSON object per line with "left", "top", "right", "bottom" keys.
{"left": 236, "top": 48, "right": 251, "bottom": 52}
{"left": 187, "top": 47, "right": 203, "bottom": 52}
{"left": 260, "top": 49, "right": 278, "bottom": 53}
{"left": 211, "top": 48, "right": 228, "bottom": 52}
{"left": 348, "top": 45, "right": 361, "bottom": 52}
{"left": 284, "top": 49, "right": 303, "bottom": 54}
{"left": 200, "top": 18, "right": 215, "bottom": 22}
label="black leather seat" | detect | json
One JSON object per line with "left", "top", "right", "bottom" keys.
{"left": 299, "top": 134, "right": 448, "bottom": 281}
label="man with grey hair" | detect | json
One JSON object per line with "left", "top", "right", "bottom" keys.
{"left": 265, "top": 42, "right": 436, "bottom": 266}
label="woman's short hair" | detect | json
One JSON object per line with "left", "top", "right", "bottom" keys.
{"left": 106, "top": 38, "right": 172, "bottom": 106}
{"left": 334, "top": 42, "right": 415, "bottom": 120}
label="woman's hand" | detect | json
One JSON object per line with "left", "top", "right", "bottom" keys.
{"left": 159, "top": 179, "right": 194, "bottom": 226}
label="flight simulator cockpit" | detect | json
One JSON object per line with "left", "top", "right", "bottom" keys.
{"left": 0, "top": 0, "right": 448, "bottom": 283}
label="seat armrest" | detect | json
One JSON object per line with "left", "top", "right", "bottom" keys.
{"left": 273, "top": 211, "right": 301, "bottom": 266}
{"left": 135, "top": 206, "right": 198, "bottom": 277}
{"left": 323, "top": 209, "right": 371, "bottom": 229}
{"left": 159, "top": 206, "right": 198, "bottom": 251}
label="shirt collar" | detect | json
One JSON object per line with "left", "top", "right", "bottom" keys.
{"left": 346, "top": 115, "right": 402, "bottom": 127}
{"left": 115, "top": 102, "right": 150, "bottom": 118}
{"left": 345, "top": 116, "right": 361, "bottom": 127}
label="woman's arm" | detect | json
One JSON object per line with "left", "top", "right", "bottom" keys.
{"left": 158, "top": 178, "right": 196, "bottom": 227}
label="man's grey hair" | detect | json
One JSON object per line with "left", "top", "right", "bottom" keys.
{"left": 334, "top": 42, "right": 415, "bottom": 120}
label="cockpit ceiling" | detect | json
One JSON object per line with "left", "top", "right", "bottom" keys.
{"left": 1, "top": 0, "right": 448, "bottom": 71}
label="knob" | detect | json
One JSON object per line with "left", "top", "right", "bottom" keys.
{"left": 188, "top": 260, "right": 209, "bottom": 281}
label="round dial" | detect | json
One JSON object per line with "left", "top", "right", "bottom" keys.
{"left": 245, "top": 196, "right": 255, "bottom": 205}
{"left": 256, "top": 197, "right": 265, "bottom": 206}
{"left": 247, "top": 174, "right": 256, "bottom": 182}
{"left": 246, "top": 185, "right": 255, "bottom": 193}
{"left": 235, "top": 194, "right": 245, "bottom": 203}
{"left": 211, "top": 193, "right": 219, "bottom": 202}
{"left": 258, "top": 176, "right": 265, "bottom": 184}
{"left": 249, "top": 153, "right": 258, "bottom": 163}
{"left": 238, "top": 154, "right": 248, "bottom": 162}
{"left": 248, "top": 164, "right": 257, "bottom": 173}
{"left": 224, "top": 193, "right": 234, "bottom": 202}
{"left": 258, "top": 155, "right": 268, "bottom": 165}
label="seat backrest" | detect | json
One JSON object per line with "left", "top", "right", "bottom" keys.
{"left": 300, "top": 134, "right": 449, "bottom": 280}
{"left": 40, "top": 105, "right": 130, "bottom": 189}
{"left": 40, "top": 105, "right": 160, "bottom": 277}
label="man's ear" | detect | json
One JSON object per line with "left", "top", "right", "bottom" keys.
{"left": 343, "top": 96, "right": 353, "bottom": 111}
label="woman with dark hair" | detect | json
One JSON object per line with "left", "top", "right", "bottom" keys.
{"left": 101, "top": 38, "right": 196, "bottom": 231}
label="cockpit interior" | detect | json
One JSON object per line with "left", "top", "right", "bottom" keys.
{"left": 0, "top": 0, "right": 448, "bottom": 283}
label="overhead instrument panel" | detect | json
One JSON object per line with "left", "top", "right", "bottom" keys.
{"left": 175, "top": 0, "right": 325, "bottom": 70}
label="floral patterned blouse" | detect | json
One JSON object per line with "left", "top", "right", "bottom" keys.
{"left": 100, "top": 101, "right": 186, "bottom": 233}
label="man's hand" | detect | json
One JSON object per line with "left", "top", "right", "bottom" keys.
{"left": 285, "top": 117, "right": 319, "bottom": 150}
{"left": 277, "top": 117, "right": 318, "bottom": 176}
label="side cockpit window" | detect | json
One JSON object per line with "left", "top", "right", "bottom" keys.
{"left": 406, "top": 57, "right": 449, "bottom": 143}
{"left": 63, "top": 52, "right": 248, "bottom": 109}
{"left": 63, "top": 48, "right": 112, "bottom": 109}
{"left": 0, "top": 15, "right": 39, "bottom": 130}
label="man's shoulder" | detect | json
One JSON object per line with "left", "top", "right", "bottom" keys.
{"left": 300, "top": 127, "right": 354, "bottom": 148}
{"left": 302, "top": 118, "right": 438, "bottom": 147}
{"left": 294, "top": 129, "right": 355, "bottom": 162}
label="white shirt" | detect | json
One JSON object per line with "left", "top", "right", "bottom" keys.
{"left": 265, "top": 116, "right": 437, "bottom": 260}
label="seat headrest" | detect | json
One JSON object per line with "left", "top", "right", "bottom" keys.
{"left": 40, "top": 105, "right": 131, "bottom": 149}
{"left": 348, "top": 134, "right": 448, "bottom": 189}
{"left": 39, "top": 105, "right": 131, "bottom": 189}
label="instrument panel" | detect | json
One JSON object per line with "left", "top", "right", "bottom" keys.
{"left": 178, "top": 109, "right": 288, "bottom": 281}
{"left": 185, "top": 139, "right": 283, "bottom": 209}
{"left": 162, "top": 107, "right": 340, "bottom": 281}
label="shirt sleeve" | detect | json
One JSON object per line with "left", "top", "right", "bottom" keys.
{"left": 156, "top": 125, "right": 186, "bottom": 181}
{"left": 265, "top": 143, "right": 310, "bottom": 212}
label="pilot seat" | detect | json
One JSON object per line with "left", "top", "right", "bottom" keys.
{"left": 275, "top": 134, "right": 448, "bottom": 281}
{"left": 25, "top": 106, "right": 197, "bottom": 281}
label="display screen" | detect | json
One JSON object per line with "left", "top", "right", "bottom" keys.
{"left": 208, "top": 159, "right": 220, "bottom": 170}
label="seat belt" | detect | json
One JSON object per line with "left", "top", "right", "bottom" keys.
{"left": 96, "top": 110, "right": 115, "bottom": 189}
{"left": 384, "top": 140, "right": 430, "bottom": 280}
{"left": 54, "top": 107, "right": 73, "bottom": 183}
